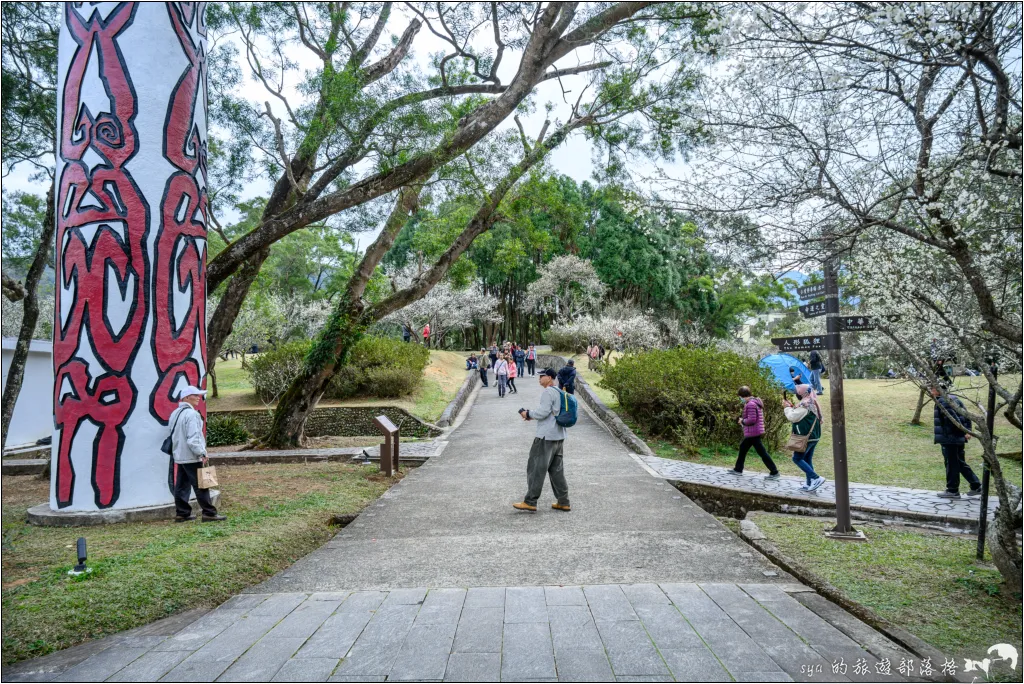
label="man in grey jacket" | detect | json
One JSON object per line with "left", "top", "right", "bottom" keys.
{"left": 168, "top": 385, "right": 225, "bottom": 522}
{"left": 514, "top": 368, "right": 570, "bottom": 512}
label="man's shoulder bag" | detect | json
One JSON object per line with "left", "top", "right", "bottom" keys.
{"left": 161, "top": 408, "right": 186, "bottom": 456}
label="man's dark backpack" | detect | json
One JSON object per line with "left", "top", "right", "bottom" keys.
{"left": 556, "top": 389, "right": 578, "bottom": 428}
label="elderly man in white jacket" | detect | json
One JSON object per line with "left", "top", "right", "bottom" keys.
{"left": 168, "top": 385, "right": 225, "bottom": 522}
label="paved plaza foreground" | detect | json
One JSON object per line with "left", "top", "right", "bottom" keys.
{"left": 3, "top": 376, "right": 929, "bottom": 682}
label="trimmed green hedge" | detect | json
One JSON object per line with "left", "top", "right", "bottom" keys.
{"left": 245, "top": 336, "right": 430, "bottom": 403}
{"left": 600, "top": 347, "right": 787, "bottom": 452}
{"left": 206, "top": 415, "right": 251, "bottom": 447}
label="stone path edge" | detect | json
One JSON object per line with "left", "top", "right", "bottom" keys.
{"left": 436, "top": 368, "right": 480, "bottom": 427}
{"left": 674, "top": 479, "right": 983, "bottom": 531}
{"left": 737, "top": 518, "right": 970, "bottom": 683}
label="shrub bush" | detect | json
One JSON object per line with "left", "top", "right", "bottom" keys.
{"left": 244, "top": 336, "right": 430, "bottom": 402}
{"left": 206, "top": 415, "right": 251, "bottom": 447}
{"left": 600, "top": 347, "right": 787, "bottom": 453}
{"left": 246, "top": 341, "right": 309, "bottom": 402}
{"left": 362, "top": 367, "right": 418, "bottom": 398}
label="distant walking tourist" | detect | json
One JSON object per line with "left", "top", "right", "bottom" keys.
{"left": 422, "top": 322, "right": 431, "bottom": 347}
{"left": 728, "top": 387, "right": 780, "bottom": 479}
{"left": 784, "top": 384, "right": 825, "bottom": 492}
{"left": 495, "top": 353, "right": 510, "bottom": 397}
{"left": 587, "top": 341, "right": 601, "bottom": 370}
{"left": 507, "top": 352, "right": 519, "bottom": 393}
{"left": 932, "top": 386, "right": 981, "bottom": 499}
{"left": 402, "top": 325, "right": 411, "bottom": 343}
{"left": 514, "top": 369, "right": 570, "bottom": 512}
{"left": 808, "top": 350, "right": 825, "bottom": 393}
{"left": 526, "top": 344, "right": 537, "bottom": 375}
{"left": 514, "top": 345, "right": 526, "bottom": 376}
{"left": 489, "top": 341, "right": 499, "bottom": 369}
{"left": 168, "top": 386, "right": 225, "bottom": 522}
{"left": 478, "top": 350, "right": 490, "bottom": 387}
{"left": 557, "top": 359, "right": 577, "bottom": 395}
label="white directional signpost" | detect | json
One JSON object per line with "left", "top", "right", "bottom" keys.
{"left": 779, "top": 261, "right": 867, "bottom": 541}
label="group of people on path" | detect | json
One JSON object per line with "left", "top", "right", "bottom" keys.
{"left": 730, "top": 381, "right": 982, "bottom": 500}
{"left": 730, "top": 384, "right": 827, "bottom": 493}
{"left": 467, "top": 342, "right": 539, "bottom": 398}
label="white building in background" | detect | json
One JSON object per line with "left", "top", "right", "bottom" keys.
{"left": 1, "top": 338, "right": 53, "bottom": 449}
{"left": 737, "top": 312, "right": 790, "bottom": 341}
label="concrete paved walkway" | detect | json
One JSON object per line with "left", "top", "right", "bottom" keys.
{"left": 258, "top": 374, "right": 785, "bottom": 591}
{"left": 3, "top": 374, "right": 927, "bottom": 682}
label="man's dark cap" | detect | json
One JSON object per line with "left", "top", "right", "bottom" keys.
{"left": 541, "top": 368, "right": 557, "bottom": 378}
{"left": 567, "top": 359, "right": 575, "bottom": 366}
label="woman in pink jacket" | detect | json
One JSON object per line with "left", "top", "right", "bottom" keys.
{"left": 728, "top": 386, "right": 780, "bottom": 478}
{"left": 507, "top": 352, "right": 518, "bottom": 394}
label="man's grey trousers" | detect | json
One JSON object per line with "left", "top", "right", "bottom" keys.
{"left": 524, "top": 437, "right": 570, "bottom": 506}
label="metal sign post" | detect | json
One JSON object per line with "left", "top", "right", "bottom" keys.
{"left": 821, "top": 258, "right": 865, "bottom": 541}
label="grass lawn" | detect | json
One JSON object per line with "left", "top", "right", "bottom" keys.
{"left": 208, "top": 349, "right": 471, "bottom": 423}
{"left": 1, "top": 464, "right": 400, "bottom": 664}
{"left": 564, "top": 349, "right": 1023, "bottom": 492}
{"left": 748, "top": 512, "right": 1022, "bottom": 679}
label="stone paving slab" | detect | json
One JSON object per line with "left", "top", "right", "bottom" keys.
{"left": 3, "top": 584, "right": 940, "bottom": 682}
{"left": 641, "top": 454, "right": 993, "bottom": 525}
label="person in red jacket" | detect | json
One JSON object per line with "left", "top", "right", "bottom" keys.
{"left": 728, "top": 386, "right": 780, "bottom": 478}
{"left": 422, "top": 322, "right": 430, "bottom": 347}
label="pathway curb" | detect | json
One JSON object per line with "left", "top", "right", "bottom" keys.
{"left": 436, "top": 369, "right": 480, "bottom": 427}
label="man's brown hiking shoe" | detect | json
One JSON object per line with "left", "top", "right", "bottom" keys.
{"left": 512, "top": 502, "right": 537, "bottom": 511}
{"left": 551, "top": 503, "right": 571, "bottom": 511}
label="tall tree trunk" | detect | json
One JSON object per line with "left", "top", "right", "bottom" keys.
{"left": 207, "top": 246, "right": 272, "bottom": 363}
{"left": 264, "top": 306, "right": 367, "bottom": 447}
{"left": 2, "top": 181, "right": 56, "bottom": 449}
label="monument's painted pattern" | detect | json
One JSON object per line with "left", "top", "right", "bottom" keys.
{"left": 53, "top": 3, "right": 207, "bottom": 511}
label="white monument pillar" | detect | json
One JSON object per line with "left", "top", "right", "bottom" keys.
{"left": 52, "top": 2, "right": 208, "bottom": 511}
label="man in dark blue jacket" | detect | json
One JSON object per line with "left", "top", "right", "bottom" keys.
{"left": 931, "top": 387, "right": 981, "bottom": 499}
{"left": 557, "top": 360, "right": 577, "bottom": 395}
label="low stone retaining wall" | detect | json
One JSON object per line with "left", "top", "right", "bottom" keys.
{"left": 437, "top": 370, "right": 479, "bottom": 427}
{"left": 210, "top": 405, "right": 441, "bottom": 440}
{"left": 673, "top": 480, "right": 980, "bottom": 531}
{"left": 535, "top": 354, "right": 654, "bottom": 457}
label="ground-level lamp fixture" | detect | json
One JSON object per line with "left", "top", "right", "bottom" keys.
{"left": 68, "top": 537, "right": 91, "bottom": 576}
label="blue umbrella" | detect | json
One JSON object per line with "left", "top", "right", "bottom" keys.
{"left": 759, "top": 353, "right": 813, "bottom": 392}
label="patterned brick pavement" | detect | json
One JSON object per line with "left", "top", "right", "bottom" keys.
{"left": 639, "top": 455, "right": 993, "bottom": 526}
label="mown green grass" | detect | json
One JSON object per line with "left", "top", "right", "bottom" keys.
{"left": 1, "top": 463, "right": 398, "bottom": 664}
{"left": 749, "top": 512, "right": 1022, "bottom": 679}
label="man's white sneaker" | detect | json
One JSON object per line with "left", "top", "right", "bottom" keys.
{"left": 809, "top": 477, "right": 826, "bottom": 491}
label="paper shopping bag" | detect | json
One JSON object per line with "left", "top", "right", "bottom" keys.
{"left": 197, "top": 465, "right": 219, "bottom": 489}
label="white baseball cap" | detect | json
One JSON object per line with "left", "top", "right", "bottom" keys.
{"left": 178, "top": 385, "right": 207, "bottom": 399}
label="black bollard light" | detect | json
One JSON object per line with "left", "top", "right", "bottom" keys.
{"left": 68, "top": 537, "right": 91, "bottom": 576}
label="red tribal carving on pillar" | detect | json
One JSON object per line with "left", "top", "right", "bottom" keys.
{"left": 54, "top": 3, "right": 147, "bottom": 509}
{"left": 151, "top": 2, "right": 209, "bottom": 426}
